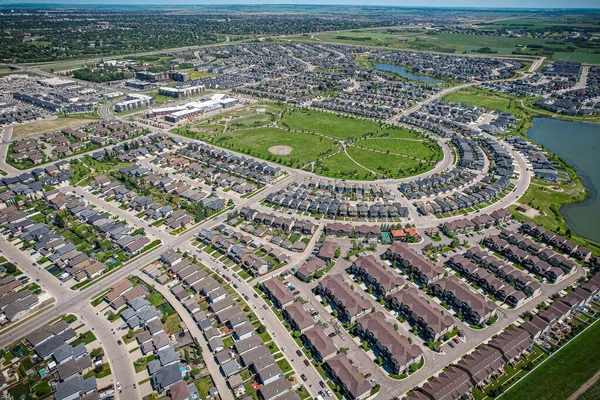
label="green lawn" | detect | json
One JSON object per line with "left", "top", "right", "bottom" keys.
{"left": 578, "top": 377, "right": 600, "bottom": 400}
{"left": 315, "top": 151, "right": 373, "bottom": 180}
{"left": 280, "top": 109, "right": 380, "bottom": 139}
{"left": 84, "top": 362, "right": 112, "bottom": 379}
{"left": 195, "top": 375, "right": 214, "bottom": 398}
{"left": 503, "top": 320, "right": 600, "bottom": 400}
{"left": 229, "top": 113, "right": 276, "bottom": 128}
{"left": 354, "top": 138, "right": 441, "bottom": 161}
{"left": 148, "top": 293, "right": 164, "bottom": 307}
{"left": 72, "top": 331, "right": 97, "bottom": 346}
{"left": 277, "top": 359, "right": 293, "bottom": 374}
{"left": 346, "top": 147, "right": 431, "bottom": 178}
{"left": 222, "top": 336, "right": 235, "bottom": 349}
{"left": 444, "top": 89, "right": 518, "bottom": 114}
{"left": 32, "top": 380, "right": 51, "bottom": 397}
{"left": 207, "top": 127, "right": 337, "bottom": 168}
{"left": 164, "top": 314, "right": 181, "bottom": 334}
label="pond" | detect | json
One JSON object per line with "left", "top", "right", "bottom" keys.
{"left": 374, "top": 63, "right": 444, "bottom": 84}
{"left": 526, "top": 117, "right": 600, "bottom": 243}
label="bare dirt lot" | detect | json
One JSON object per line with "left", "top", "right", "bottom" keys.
{"left": 11, "top": 117, "right": 99, "bottom": 140}
{"left": 268, "top": 145, "right": 293, "bottom": 155}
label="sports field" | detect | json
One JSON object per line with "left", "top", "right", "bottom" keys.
{"left": 211, "top": 127, "right": 337, "bottom": 169}
{"left": 175, "top": 105, "right": 442, "bottom": 180}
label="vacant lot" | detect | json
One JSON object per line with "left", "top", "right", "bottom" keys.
{"left": 280, "top": 109, "right": 380, "bottom": 139}
{"left": 11, "top": 117, "right": 100, "bottom": 140}
{"left": 503, "top": 320, "right": 600, "bottom": 400}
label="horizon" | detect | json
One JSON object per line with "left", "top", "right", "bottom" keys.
{"left": 0, "top": 1, "right": 599, "bottom": 10}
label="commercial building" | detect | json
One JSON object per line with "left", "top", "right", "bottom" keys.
{"left": 158, "top": 85, "right": 205, "bottom": 99}
{"left": 114, "top": 94, "right": 155, "bottom": 113}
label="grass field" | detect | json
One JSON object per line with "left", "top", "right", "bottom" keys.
{"left": 11, "top": 117, "right": 100, "bottom": 139}
{"left": 315, "top": 151, "right": 372, "bottom": 180}
{"left": 578, "top": 376, "right": 600, "bottom": 400}
{"left": 280, "top": 109, "right": 380, "bottom": 139}
{"left": 229, "top": 113, "right": 276, "bottom": 128}
{"left": 346, "top": 147, "right": 430, "bottom": 178}
{"left": 174, "top": 106, "right": 447, "bottom": 180}
{"left": 304, "top": 29, "right": 600, "bottom": 64}
{"left": 503, "top": 319, "right": 600, "bottom": 400}
{"left": 444, "top": 89, "right": 516, "bottom": 114}
{"left": 354, "top": 138, "right": 441, "bottom": 161}
{"left": 213, "top": 127, "right": 337, "bottom": 168}
{"left": 375, "top": 127, "right": 425, "bottom": 139}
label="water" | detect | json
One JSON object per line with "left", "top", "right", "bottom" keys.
{"left": 374, "top": 63, "right": 444, "bottom": 84}
{"left": 526, "top": 117, "right": 600, "bottom": 243}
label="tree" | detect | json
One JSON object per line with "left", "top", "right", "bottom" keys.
{"left": 339, "top": 347, "right": 349, "bottom": 354}
{"left": 257, "top": 324, "right": 266, "bottom": 334}
{"left": 55, "top": 214, "right": 66, "bottom": 229}
{"left": 4, "top": 263, "right": 16, "bottom": 274}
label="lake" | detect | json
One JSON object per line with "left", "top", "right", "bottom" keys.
{"left": 374, "top": 63, "right": 444, "bottom": 84}
{"left": 526, "top": 117, "right": 600, "bottom": 243}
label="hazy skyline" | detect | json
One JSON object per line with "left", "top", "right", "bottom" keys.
{"left": 0, "top": 0, "right": 599, "bottom": 9}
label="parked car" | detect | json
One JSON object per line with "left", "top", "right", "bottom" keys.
{"left": 328, "top": 332, "right": 337, "bottom": 337}
{"left": 364, "top": 373, "right": 372, "bottom": 379}
{"left": 326, "top": 390, "right": 332, "bottom": 397}
{"left": 303, "top": 359, "right": 310, "bottom": 366}
{"left": 296, "top": 350, "right": 303, "bottom": 356}
{"left": 293, "top": 291, "right": 300, "bottom": 296}
{"left": 254, "top": 293, "right": 259, "bottom": 298}
{"left": 319, "top": 381, "right": 326, "bottom": 388}
{"left": 449, "top": 341, "right": 455, "bottom": 348}
{"left": 452, "top": 337, "right": 459, "bottom": 344}
{"left": 301, "top": 374, "right": 307, "bottom": 381}
{"left": 263, "top": 305, "right": 268, "bottom": 310}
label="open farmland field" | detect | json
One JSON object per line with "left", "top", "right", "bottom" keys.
{"left": 305, "top": 29, "right": 600, "bottom": 64}
{"left": 502, "top": 320, "right": 600, "bottom": 400}
{"left": 280, "top": 109, "right": 380, "bottom": 139}
{"left": 11, "top": 117, "right": 100, "bottom": 140}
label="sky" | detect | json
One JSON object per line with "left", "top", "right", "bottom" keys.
{"left": 0, "top": 0, "right": 598, "bottom": 9}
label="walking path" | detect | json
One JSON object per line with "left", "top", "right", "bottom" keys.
{"left": 567, "top": 370, "right": 600, "bottom": 400}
